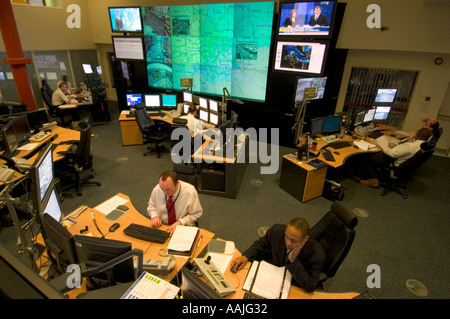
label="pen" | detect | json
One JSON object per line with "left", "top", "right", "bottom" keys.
{"left": 197, "top": 235, "right": 203, "bottom": 248}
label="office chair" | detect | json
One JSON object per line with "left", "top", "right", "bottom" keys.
{"left": 40, "top": 79, "right": 73, "bottom": 127}
{"left": 173, "top": 163, "right": 198, "bottom": 189}
{"left": 134, "top": 103, "right": 170, "bottom": 158}
{"left": 310, "top": 201, "right": 358, "bottom": 289}
{"left": 380, "top": 142, "right": 435, "bottom": 199}
{"left": 57, "top": 117, "right": 101, "bottom": 196}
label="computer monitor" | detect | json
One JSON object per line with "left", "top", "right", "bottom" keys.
{"left": 40, "top": 186, "right": 63, "bottom": 223}
{"left": 310, "top": 117, "right": 325, "bottom": 137}
{"left": 209, "top": 100, "right": 219, "bottom": 113}
{"left": 183, "top": 92, "right": 193, "bottom": 103}
{"left": 144, "top": 94, "right": 161, "bottom": 109}
{"left": 363, "top": 108, "right": 376, "bottom": 123}
{"left": 199, "top": 109, "right": 209, "bottom": 122}
{"left": 82, "top": 64, "right": 93, "bottom": 74}
{"left": 198, "top": 97, "right": 208, "bottom": 110}
{"left": 322, "top": 116, "right": 342, "bottom": 134}
{"left": 126, "top": 93, "right": 142, "bottom": 107}
{"left": 108, "top": 7, "right": 143, "bottom": 33}
{"left": 375, "top": 88, "right": 397, "bottom": 103}
{"left": 294, "top": 76, "right": 327, "bottom": 102}
{"left": 209, "top": 113, "right": 219, "bottom": 126}
{"left": 73, "top": 235, "right": 135, "bottom": 289}
{"left": 30, "top": 143, "right": 54, "bottom": 212}
{"left": 1, "top": 123, "right": 18, "bottom": 155}
{"left": 181, "top": 267, "right": 223, "bottom": 299}
{"left": 12, "top": 115, "right": 32, "bottom": 146}
{"left": 353, "top": 111, "right": 365, "bottom": 127}
{"left": 183, "top": 104, "right": 190, "bottom": 114}
{"left": 374, "top": 106, "right": 391, "bottom": 121}
{"left": 161, "top": 94, "right": 177, "bottom": 109}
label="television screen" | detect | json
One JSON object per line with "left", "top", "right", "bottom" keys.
{"left": 144, "top": 94, "right": 161, "bottom": 107}
{"left": 142, "top": 2, "right": 275, "bottom": 102}
{"left": 277, "top": 1, "right": 336, "bottom": 37}
{"left": 294, "top": 76, "right": 327, "bottom": 102}
{"left": 109, "top": 7, "right": 143, "bottom": 33}
{"left": 375, "top": 88, "right": 397, "bottom": 103}
{"left": 126, "top": 93, "right": 142, "bottom": 106}
{"left": 374, "top": 106, "right": 391, "bottom": 120}
{"left": 273, "top": 40, "right": 328, "bottom": 75}
{"left": 112, "top": 36, "right": 145, "bottom": 61}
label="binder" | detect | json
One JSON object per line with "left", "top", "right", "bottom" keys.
{"left": 167, "top": 225, "right": 200, "bottom": 257}
{"left": 242, "top": 260, "right": 292, "bottom": 299}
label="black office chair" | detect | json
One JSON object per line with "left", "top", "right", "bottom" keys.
{"left": 56, "top": 118, "right": 101, "bottom": 196}
{"left": 173, "top": 163, "right": 198, "bottom": 189}
{"left": 310, "top": 201, "right": 358, "bottom": 289}
{"left": 134, "top": 103, "right": 170, "bottom": 158}
{"left": 40, "top": 79, "right": 73, "bottom": 127}
{"left": 380, "top": 142, "right": 435, "bottom": 199}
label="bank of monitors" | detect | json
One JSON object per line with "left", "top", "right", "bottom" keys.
{"left": 126, "top": 93, "right": 142, "bottom": 107}
{"left": 309, "top": 115, "right": 342, "bottom": 137}
{"left": 196, "top": 97, "right": 221, "bottom": 126}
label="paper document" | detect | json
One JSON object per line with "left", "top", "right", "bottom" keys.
{"left": 353, "top": 140, "right": 376, "bottom": 151}
{"left": 207, "top": 251, "right": 235, "bottom": 274}
{"left": 243, "top": 260, "right": 291, "bottom": 299}
{"left": 59, "top": 104, "right": 76, "bottom": 109}
{"left": 94, "top": 195, "right": 128, "bottom": 215}
{"left": 167, "top": 226, "right": 199, "bottom": 256}
{"left": 121, "top": 272, "right": 179, "bottom": 299}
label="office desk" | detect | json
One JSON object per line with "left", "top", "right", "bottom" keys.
{"left": 219, "top": 248, "right": 359, "bottom": 299}
{"left": 192, "top": 135, "right": 249, "bottom": 199}
{"left": 35, "top": 193, "right": 214, "bottom": 298}
{"left": 118, "top": 111, "right": 174, "bottom": 146}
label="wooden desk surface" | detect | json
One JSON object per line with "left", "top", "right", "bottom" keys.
{"left": 118, "top": 111, "right": 174, "bottom": 125}
{"left": 192, "top": 134, "right": 248, "bottom": 164}
{"left": 218, "top": 248, "right": 359, "bottom": 299}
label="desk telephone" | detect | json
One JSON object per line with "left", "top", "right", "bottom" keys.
{"left": 168, "top": 110, "right": 181, "bottom": 118}
{"left": 134, "top": 256, "right": 176, "bottom": 278}
{"left": 42, "top": 121, "right": 57, "bottom": 131}
{"left": 354, "top": 123, "right": 376, "bottom": 137}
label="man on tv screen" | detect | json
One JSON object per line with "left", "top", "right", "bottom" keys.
{"left": 308, "top": 6, "right": 329, "bottom": 27}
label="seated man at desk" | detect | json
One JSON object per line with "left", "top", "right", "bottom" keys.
{"left": 182, "top": 104, "right": 214, "bottom": 138}
{"left": 147, "top": 170, "right": 203, "bottom": 236}
{"left": 52, "top": 81, "right": 76, "bottom": 106}
{"left": 357, "top": 128, "right": 432, "bottom": 187}
{"left": 230, "top": 218, "right": 325, "bottom": 292}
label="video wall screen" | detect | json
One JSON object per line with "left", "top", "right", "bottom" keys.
{"left": 142, "top": 2, "right": 275, "bottom": 102}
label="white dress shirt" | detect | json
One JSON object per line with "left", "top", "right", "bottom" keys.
{"left": 377, "top": 135, "right": 424, "bottom": 166}
{"left": 52, "top": 88, "right": 69, "bottom": 106}
{"left": 147, "top": 180, "right": 203, "bottom": 226}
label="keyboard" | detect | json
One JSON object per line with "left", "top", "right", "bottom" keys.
{"left": 321, "top": 149, "right": 335, "bottom": 162}
{"left": 29, "top": 131, "right": 52, "bottom": 142}
{"left": 328, "top": 141, "right": 352, "bottom": 149}
{"left": 243, "top": 292, "right": 264, "bottom": 299}
{"left": 353, "top": 291, "right": 376, "bottom": 299}
{"left": 0, "top": 165, "right": 16, "bottom": 182}
{"left": 123, "top": 223, "right": 170, "bottom": 243}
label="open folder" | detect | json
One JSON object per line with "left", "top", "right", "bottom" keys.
{"left": 243, "top": 260, "right": 292, "bottom": 299}
{"left": 167, "top": 225, "right": 200, "bottom": 257}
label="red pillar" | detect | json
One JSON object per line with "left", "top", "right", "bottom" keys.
{"left": 0, "top": 1, "right": 37, "bottom": 110}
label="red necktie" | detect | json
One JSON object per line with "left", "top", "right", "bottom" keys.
{"left": 167, "top": 196, "right": 176, "bottom": 225}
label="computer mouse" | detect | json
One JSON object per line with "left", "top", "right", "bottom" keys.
{"left": 333, "top": 151, "right": 340, "bottom": 155}
{"left": 109, "top": 223, "right": 120, "bottom": 232}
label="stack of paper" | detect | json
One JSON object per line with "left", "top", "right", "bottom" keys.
{"left": 167, "top": 226, "right": 200, "bottom": 257}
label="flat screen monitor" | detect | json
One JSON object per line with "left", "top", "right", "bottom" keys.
{"left": 374, "top": 106, "right": 391, "bottom": 120}
{"left": 143, "top": 2, "right": 274, "bottom": 102}
{"left": 161, "top": 94, "right": 177, "bottom": 108}
{"left": 144, "top": 94, "right": 161, "bottom": 108}
{"left": 277, "top": 1, "right": 336, "bottom": 37}
{"left": 322, "top": 116, "right": 341, "bottom": 134}
{"left": 199, "top": 109, "right": 208, "bottom": 122}
{"left": 363, "top": 109, "right": 376, "bottom": 123}
{"left": 375, "top": 88, "right": 397, "bottom": 103}
{"left": 183, "top": 92, "right": 193, "bottom": 103}
{"left": 353, "top": 111, "right": 365, "bottom": 126}
{"left": 209, "top": 113, "right": 219, "bottom": 126}
{"left": 40, "top": 187, "right": 63, "bottom": 223}
{"left": 112, "top": 36, "right": 145, "bottom": 61}
{"left": 294, "top": 76, "right": 327, "bottom": 102}
{"left": 181, "top": 267, "right": 223, "bottom": 299}
{"left": 73, "top": 235, "right": 135, "bottom": 288}
{"left": 1, "top": 123, "right": 18, "bottom": 155}
{"left": 209, "top": 100, "right": 219, "bottom": 112}
{"left": 30, "top": 143, "right": 54, "bottom": 212}
{"left": 198, "top": 97, "right": 208, "bottom": 110}
{"left": 108, "top": 7, "right": 143, "bottom": 33}
{"left": 126, "top": 93, "right": 142, "bottom": 107}
{"left": 183, "top": 104, "right": 190, "bottom": 114}
{"left": 273, "top": 40, "right": 328, "bottom": 75}
{"left": 310, "top": 117, "right": 324, "bottom": 137}
{"left": 82, "top": 64, "right": 93, "bottom": 74}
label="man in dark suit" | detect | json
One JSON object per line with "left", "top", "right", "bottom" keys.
{"left": 230, "top": 218, "right": 325, "bottom": 292}
{"left": 308, "top": 6, "right": 330, "bottom": 27}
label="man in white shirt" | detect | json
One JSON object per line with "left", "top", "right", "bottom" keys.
{"left": 147, "top": 170, "right": 203, "bottom": 236}
{"left": 52, "top": 82, "right": 71, "bottom": 106}
{"left": 359, "top": 128, "right": 432, "bottom": 187}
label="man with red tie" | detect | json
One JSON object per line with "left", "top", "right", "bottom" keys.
{"left": 147, "top": 170, "right": 203, "bottom": 236}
